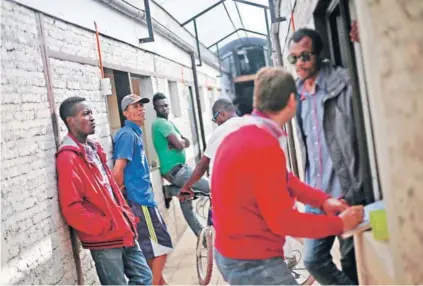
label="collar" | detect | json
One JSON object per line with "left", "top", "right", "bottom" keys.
{"left": 251, "top": 109, "right": 287, "bottom": 137}
{"left": 298, "top": 69, "right": 325, "bottom": 100}
{"left": 125, "top": 120, "right": 142, "bottom": 135}
{"left": 66, "top": 132, "right": 97, "bottom": 157}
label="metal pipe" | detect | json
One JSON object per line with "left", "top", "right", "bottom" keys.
{"left": 96, "top": 0, "right": 223, "bottom": 72}
{"left": 193, "top": 19, "right": 202, "bottom": 66}
{"left": 233, "top": 0, "right": 268, "bottom": 9}
{"left": 207, "top": 28, "right": 267, "bottom": 49}
{"left": 182, "top": 0, "right": 226, "bottom": 26}
{"left": 36, "top": 12, "right": 84, "bottom": 285}
{"left": 139, "top": 0, "right": 154, "bottom": 43}
{"left": 264, "top": 8, "right": 273, "bottom": 66}
{"left": 190, "top": 52, "right": 207, "bottom": 152}
{"left": 216, "top": 43, "right": 222, "bottom": 77}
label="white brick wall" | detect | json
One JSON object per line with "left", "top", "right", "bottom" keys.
{"left": 2, "top": 0, "right": 222, "bottom": 284}
{"left": 1, "top": 1, "right": 78, "bottom": 284}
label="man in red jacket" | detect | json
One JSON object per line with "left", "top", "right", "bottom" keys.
{"left": 56, "top": 96, "right": 152, "bottom": 285}
{"left": 211, "top": 68, "right": 364, "bottom": 285}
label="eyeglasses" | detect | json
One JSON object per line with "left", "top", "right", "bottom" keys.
{"left": 287, "top": 51, "right": 314, "bottom": 65}
{"left": 212, "top": 110, "right": 223, "bottom": 123}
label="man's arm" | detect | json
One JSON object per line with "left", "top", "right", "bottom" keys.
{"left": 287, "top": 173, "right": 330, "bottom": 208}
{"left": 112, "top": 159, "right": 127, "bottom": 190}
{"left": 57, "top": 153, "right": 112, "bottom": 236}
{"left": 182, "top": 155, "right": 210, "bottom": 190}
{"left": 253, "top": 145, "right": 344, "bottom": 238}
{"left": 112, "top": 132, "right": 134, "bottom": 190}
{"left": 167, "top": 134, "right": 188, "bottom": 150}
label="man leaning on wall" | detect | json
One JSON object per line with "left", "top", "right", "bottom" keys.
{"left": 56, "top": 96, "right": 152, "bottom": 285}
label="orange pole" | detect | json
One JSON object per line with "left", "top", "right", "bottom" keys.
{"left": 94, "top": 21, "right": 104, "bottom": 79}
{"left": 290, "top": 10, "right": 296, "bottom": 32}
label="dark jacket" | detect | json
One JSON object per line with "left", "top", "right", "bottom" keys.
{"left": 295, "top": 62, "right": 365, "bottom": 205}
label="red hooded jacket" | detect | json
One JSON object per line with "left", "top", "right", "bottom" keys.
{"left": 56, "top": 134, "right": 138, "bottom": 249}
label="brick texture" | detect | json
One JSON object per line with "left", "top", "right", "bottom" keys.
{"left": 1, "top": 1, "right": 222, "bottom": 284}
{"left": 1, "top": 1, "right": 78, "bottom": 284}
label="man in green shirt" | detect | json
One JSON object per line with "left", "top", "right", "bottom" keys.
{"left": 152, "top": 93, "right": 209, "bottom": 237}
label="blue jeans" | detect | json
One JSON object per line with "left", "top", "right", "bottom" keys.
{"left": 90, "top": 240, "right": 152, "bottom": 285}
{"left": 215, "top": 249, "right": 298, "bottom": 285}
{"left": 166, "top": 164, "right": 210, "bottom": 236}
{"left": 303, "top": 206, "right": 358, "bottom": 285}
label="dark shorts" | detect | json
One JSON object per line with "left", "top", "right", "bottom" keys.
{"left": 129, "top": 201, "right": 173, "bottom": 260}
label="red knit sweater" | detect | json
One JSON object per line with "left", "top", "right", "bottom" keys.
{"left": 211, "top": 125, "right": 343, "bottom": 259}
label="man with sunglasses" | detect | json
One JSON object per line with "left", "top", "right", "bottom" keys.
{"left": 288, "top": 28, "right": 364, "bottom": 285}
{"left": 179, "top": 98, "right": 240, "bottom": 200}
{"left": 151, "top": 93, "right": 210, "bottom": 237}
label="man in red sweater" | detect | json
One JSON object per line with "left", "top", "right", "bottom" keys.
{"left": 56, "top": 97, "right": 152, "bottom": 285}
{"left": 211, "top": 68, "right": 363, "bottom": 285}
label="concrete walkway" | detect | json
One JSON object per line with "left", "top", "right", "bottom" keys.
{"left": 164, "top": 228, "right": 227, "bottom": 285}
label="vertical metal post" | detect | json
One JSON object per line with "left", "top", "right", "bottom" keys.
{"left": 264, "top": 8, "right": 273, "bottom": 66}
{"left": 268, "top": 0, "right": 276, "bottom": 23}
{"left": 272, "top": 30, "right": 299, "bottom": 177}
{"left": 193, "top": 19, "right": 202, "bottom": 66}
{"left": 216, "top": 43, "right": 222, "bottom": 77}
{"left": 190, "top": 52, "right": 207, "bottom": 151}
{"left": 139, "top": 0, "right": 155, "bottom": 43}
{"left": 36, "top": 12, "right": 84, "bottom": 285}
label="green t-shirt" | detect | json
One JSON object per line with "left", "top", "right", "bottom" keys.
{"left": 152, "top": 117, "right": 186, "bottom": 175}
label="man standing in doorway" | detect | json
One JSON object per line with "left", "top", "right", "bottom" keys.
{"left": 151, "top": 93, "right": 209, "bottom": 237}
{"left": 179, "top": 98, "right": 240, "bottom": 198}
{"left": 288, "top": 28, "right": 364, "bottom": 285}
{"left": 112, "top": 94, "right": 172, "bottom": 285}
{"left": 56, "top": 96, "right": 152, "bottom": 285}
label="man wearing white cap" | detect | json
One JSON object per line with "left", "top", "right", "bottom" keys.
{"left": 112, "top": 94, "right": 172, "bottom": 285}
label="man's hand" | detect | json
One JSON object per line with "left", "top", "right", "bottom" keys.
{"left": 322, "top": 198, "right": 349, "bottom": 216}
{"left": 183, "top": 137, "right": 190, "bottom": 148}
{"left": 350, "top": 20, "right": 360, "bottom": 43}
{"left": 339, "top": 205, "right": 364, "bottom": 232}
{"left": 177, "top": 187, "right": 194, "bottom": 202}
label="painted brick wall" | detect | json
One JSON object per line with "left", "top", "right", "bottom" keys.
{"left": 0, "top": 1, "right": 78, "bottom": 284}
{"left": 2, "top": 1, "right": 222, "bottom": 284}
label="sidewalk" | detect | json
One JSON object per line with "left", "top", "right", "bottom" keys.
{"left": 164, "top": 228, "right": 227, "bottom": 285}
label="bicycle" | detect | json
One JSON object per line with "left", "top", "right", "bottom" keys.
{"left": 189, "top": 190, "right": 315, "bottom": 285}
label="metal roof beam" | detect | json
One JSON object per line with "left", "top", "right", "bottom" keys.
{"left": 233, "top": 0, "right": 268, "bottom": 9}
{"left": 181, "top": 0, "right": 226, "bottom": 26}
{"left": 207, "top": 28, "right": 267, "bottom": 49}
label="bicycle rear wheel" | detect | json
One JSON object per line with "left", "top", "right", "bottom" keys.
{"left": 196, "top": 226, "right": 214, "bottom": 285}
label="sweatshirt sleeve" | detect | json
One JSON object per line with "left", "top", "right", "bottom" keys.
{"left": 252, "top": 144, "right": 343, "bottom": 238}
{"left": 56, "top": 152, "right": 112, "bottom": 236}
{"left": 287, "top": 172, "right": 330, "bottom": 209}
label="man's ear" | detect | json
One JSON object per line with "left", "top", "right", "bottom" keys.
{"left": 65, "top": 117, "right": 73, "bottom": 128}
{"left": 288, "top": 92, "right": 296, "bottom": 108}
{"left": 123, "top": 109, "right": 128, "bottom": 118}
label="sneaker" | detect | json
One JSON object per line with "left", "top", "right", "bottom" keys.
{"left": 162, "top": 185, "right": 172, "bottom": 209}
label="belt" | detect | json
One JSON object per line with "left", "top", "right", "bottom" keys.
{"left": 168, "top": 164, "right": 184, "bottom": 177}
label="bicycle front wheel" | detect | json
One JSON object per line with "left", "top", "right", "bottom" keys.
{"left": 196, "top": 226, "right": 214, "bottom": 285}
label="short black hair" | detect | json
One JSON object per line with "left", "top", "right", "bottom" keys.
{"left": 152, "top": 93, "right": 167, "bottom": 105}
{"left": 289, "top": 28, "right": 323, "bottom": 55}
{"left": 212, "top": 98, "right": 235, "bottom": 114}
{"left": 59, "top": 96, "right": 86, "bottom": 127}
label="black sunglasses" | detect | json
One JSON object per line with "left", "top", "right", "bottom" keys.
{"left": 287, "top": 51, "right": 315, "bottom": 65}
{"left": 212, "top": 110, "right": 223, "bottom": 123}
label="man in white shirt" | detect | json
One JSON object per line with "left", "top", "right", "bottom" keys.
{"left": 179, "top": 98, "right": 241, "bottom": 198}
